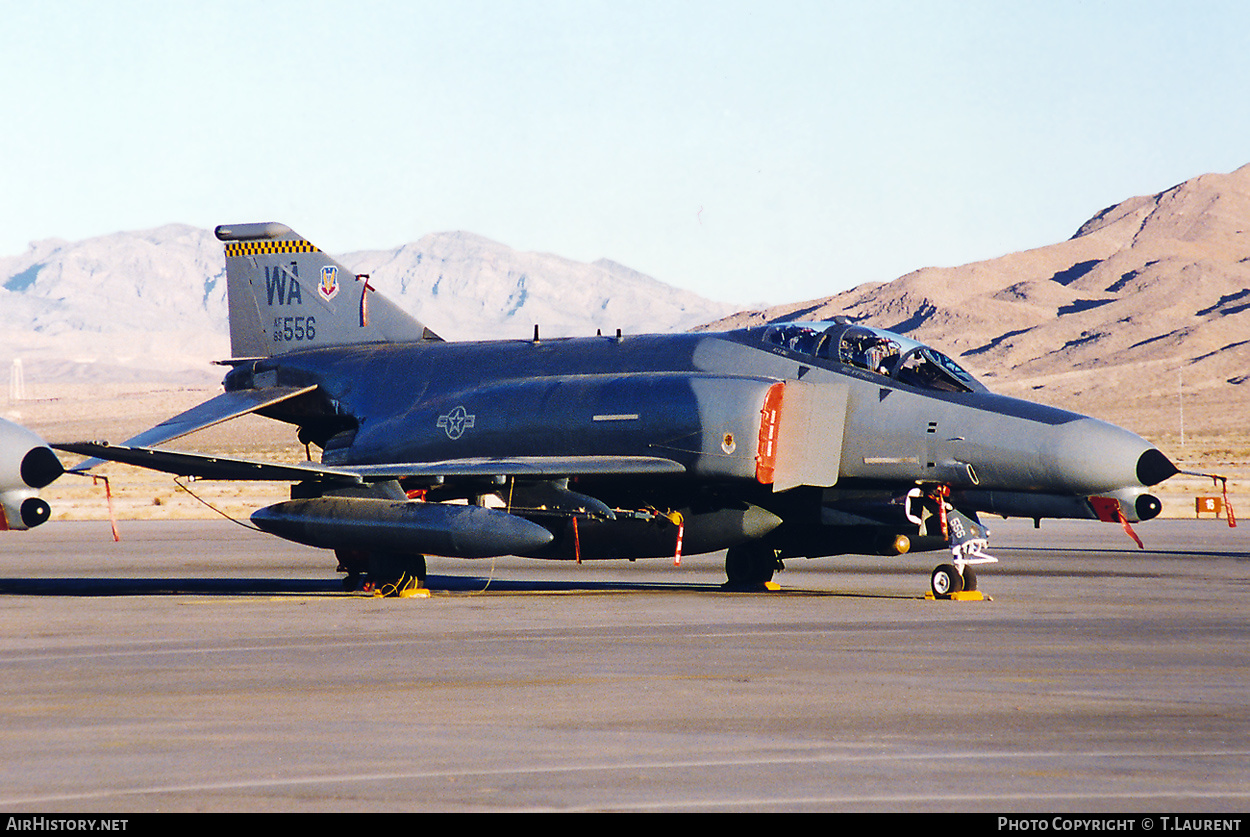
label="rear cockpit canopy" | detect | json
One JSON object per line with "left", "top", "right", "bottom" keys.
{"left": 757, "top": 321, "right": 985, "bottom": 393}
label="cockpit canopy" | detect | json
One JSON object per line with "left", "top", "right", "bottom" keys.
{"left": 757, "top": 321, "right": 985, "bottom": 393}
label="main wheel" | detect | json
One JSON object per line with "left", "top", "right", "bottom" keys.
{"left": 961, "top": 567, "right": 977, "bottom": 592}
{"left": 725, "top": 542, "right": 779, "bottom": 590}
{"left": 930, "top": 564, "right": 964, "bottom": 599}
{"left": 368, "top": 552, "right": 428, "bottom": 597}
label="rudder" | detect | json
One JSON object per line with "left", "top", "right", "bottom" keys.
{"left": 216, "top": 222, "right": 439, "bottom": 358}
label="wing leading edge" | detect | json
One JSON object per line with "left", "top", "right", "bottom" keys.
{"left": 54, "top": 442, "right": 686, "bottom": 483}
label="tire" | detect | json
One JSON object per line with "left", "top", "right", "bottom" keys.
{"left": 368, "top": 552, "right": 428, "bottom": 587}
{"left": 931, "top": 564, "right": 964, "bottom": 599}
{"left": 725, "top": 542, "right": 778, "bottom": 590}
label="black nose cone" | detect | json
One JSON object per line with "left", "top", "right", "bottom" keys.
{"left": 1136, "top": 449, "right": 1179, "bottom": 486}
{"left": 21, "top": 446, "right": 63, "bottom": 489}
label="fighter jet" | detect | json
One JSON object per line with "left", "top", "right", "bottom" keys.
{"left": 1, "top": 417, "right": 63, "bottom": 530}
{"left": 58, "top": 222, "right": 1180, "bottom": 595}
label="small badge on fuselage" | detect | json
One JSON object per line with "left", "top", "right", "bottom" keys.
{"left": 437, "top": 406, "right": 476, "bottom": 440}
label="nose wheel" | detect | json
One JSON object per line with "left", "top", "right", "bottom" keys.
{"left": 930, "top": 564, "right": 978, "bottom": 599}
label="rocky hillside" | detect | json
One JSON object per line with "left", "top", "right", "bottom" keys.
{"left": 705, "top": 164, "right": 1250, "bottom": 441}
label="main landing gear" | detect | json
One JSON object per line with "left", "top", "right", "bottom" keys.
{"left": 724, "top": 541, "right": 783, "bottom": 591}
{"left": 337, "top": 549, "right": 429, "bottom": 598}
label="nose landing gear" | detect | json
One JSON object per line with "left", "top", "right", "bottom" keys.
{"left": 911, "top": 486, "right": 993, "bottom": 601}
{"left": 929, "top": 562, "right": 983, "bottom": 601}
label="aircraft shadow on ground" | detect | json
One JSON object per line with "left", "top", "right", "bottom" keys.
{"left": 1001, "top": 545, "right": 1248, "bottom": 559}
{"left": 0, "top": 575, "right": 888, "bottom": 597}
{"left": 0, "top": 577, "right": 345, "bottom": 596}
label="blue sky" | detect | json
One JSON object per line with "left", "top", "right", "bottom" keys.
{"left": 4, "top": 1, "right": 1249, "bottom": 305}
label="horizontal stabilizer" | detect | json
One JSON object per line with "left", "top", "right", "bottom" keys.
{"left": 124, "top": 386, "right": 318, "bottom": 448}
{"left": 53, "top": 442, "right": 685, "bottom": 483}
{"left": 66, "top": 385, "right": 318, "bottom": 472}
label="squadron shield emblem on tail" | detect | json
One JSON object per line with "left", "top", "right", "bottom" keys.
{"left": 318, "top": 265, "right": 339, "bottom": 302}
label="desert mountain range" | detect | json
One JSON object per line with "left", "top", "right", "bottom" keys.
{"left": 0, "top": 227, "right": 735, "bottom": 384}
{"left": 706, "top": 164, "right": 1250, "bottom": 441}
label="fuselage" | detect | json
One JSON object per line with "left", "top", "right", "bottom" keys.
{"left": 225, "top": 322, "right": 1172, "bottom": 526}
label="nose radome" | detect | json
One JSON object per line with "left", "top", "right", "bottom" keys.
{"left": 1136, "top": 448, "right": 1179, "bottom": 486}
{"left": 1045, "top": 418, "right": 1171, "bottom": 495}
{"left": 21, "top": 446, "right": 63, "bottom": 489}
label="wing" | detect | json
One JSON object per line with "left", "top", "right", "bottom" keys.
{"left": 53, "top": 442, "right": 685, "bottom": 483}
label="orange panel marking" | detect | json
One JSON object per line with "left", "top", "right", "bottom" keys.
{"left": 756, "top": 381, "right": 784, "bottom": 484}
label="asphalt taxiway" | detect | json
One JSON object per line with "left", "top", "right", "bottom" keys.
{"left": 0, "top": 517, "right": 1246, "bottom": 812}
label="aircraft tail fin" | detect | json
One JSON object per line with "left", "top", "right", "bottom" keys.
{"left": 216, "top": 222, "right": 441, "bottom": 358}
